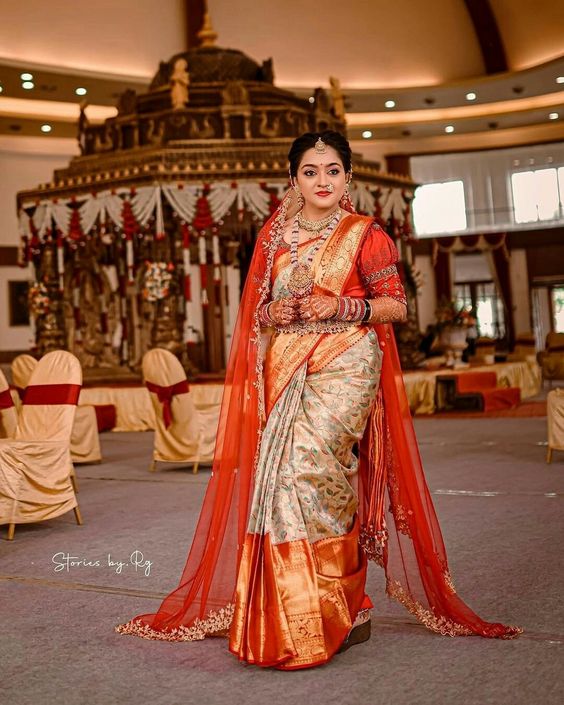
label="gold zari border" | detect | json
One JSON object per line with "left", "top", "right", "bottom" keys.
{"left": 386, "top": 579, "right": 523, "bottom": 639}
{"left": 115, "top": 603, "right": 234, "bottom": 642}
{"left": 386, "top": 579, "right": 475, "bottom": 637}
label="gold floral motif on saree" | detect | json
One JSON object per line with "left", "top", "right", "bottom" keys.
{"left": 251, "top": 333, "right": 383, "bottom": 546}
{"left": 384, "top": 424, "right": 414, "bottom": 538}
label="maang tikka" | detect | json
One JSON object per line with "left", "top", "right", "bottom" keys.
{"left": 314, "top": 137, "right": 327, "bottom": 154}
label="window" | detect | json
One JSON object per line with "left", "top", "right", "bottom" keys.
{"left": 455, "top": 281, "right": 506, "bottom": 339}
{"left": 511, "top": 168, "right": 564, "bottom": 223}
{"left": 412, "top": 180, "right": 467, "bottom": 236}
{"left": 552, "top": 287, "right": 564, "bottom": 333}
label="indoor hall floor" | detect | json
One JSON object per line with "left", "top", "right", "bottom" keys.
{"left": 1, "top": 417, "right": 562, "bottom": 705}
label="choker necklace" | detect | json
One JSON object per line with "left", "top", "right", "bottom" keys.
{"left": 297, "top": 207, "right": 340, "bottom": 233}
{"left": 286, "top": 210, "right": 341, "bottom": 297}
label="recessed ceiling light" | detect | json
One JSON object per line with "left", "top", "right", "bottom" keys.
{"left": 549, "top": 112, "right": 559, "bottom": 120}
{"left": 22, "top": 81, "right": 34, "bottom": 90}
{"left": 445, "top": 125, "right": 455, "bottom": 133}
{"left": 361, "top": 130, "right": 373, "bottom": 139}
{"left": 20, "top": 72, "right": 33, "bottom": 81}
{"left": 0, "top": 85, "right": 3, "bottom": 94}
{"left": 308, "top": 96, "right": 315, "bottom": 104}
{"left": 466, "top": 92, "right": 477, "bottom": 101}
{"left": 384, "top": 100, "right": 396, "bottom": 108}
{"left": 556, "top": 77, "right": 564, "bottom": 84}
{"left": 41, "top": 124, "right": 52, "bottom": 133}
{"left": 75, "top": 87, "right": 87, "bottom": 96}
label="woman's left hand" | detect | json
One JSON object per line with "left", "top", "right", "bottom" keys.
{"left": 298, "top": 295, "right": 338, "bottom": 321}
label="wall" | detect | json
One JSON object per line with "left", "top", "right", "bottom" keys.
{"left": 410, "top": 142, "right": 564, "bottom": 235}
{"left": 509, "top": 249, "right": 531, "bottom": 334}
{"left": 0, "top": 136, "right": 78, "bottom": 246}
{"left": 0, "top": 0, "right": 185, "bottom": 78}
{"left": 0, "top": 263, "right": 35, "bottom": 352}
{"left": 414, "top": 254, "right": 436, "bottom": 331}
{"left": 0, "top": 136, "right": 77, "bottom": 353}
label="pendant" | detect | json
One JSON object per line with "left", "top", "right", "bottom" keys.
{"left": 287, "top": 263, "right": 314, "bottom": 297}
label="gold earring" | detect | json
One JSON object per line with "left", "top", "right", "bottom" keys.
{"left": 292, "top": 181, "right": 304, "bottom": 207}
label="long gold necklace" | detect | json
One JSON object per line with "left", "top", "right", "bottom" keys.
{"left": 286, "top": 210, "right": 341, "bottom": 298}
{"left": 297, "top": 207, "right": 340, "bottom": 233}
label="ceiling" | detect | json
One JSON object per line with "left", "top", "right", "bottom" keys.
{"left": 0, "top": 0, "right": 563, "bottom": 158}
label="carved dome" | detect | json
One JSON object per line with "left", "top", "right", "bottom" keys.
{"left": 150, "top": 46, "right": 274, "bottom": 89}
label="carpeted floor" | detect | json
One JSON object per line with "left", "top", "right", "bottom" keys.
{"left": 1, "top": 417, "right": 563, "bottom": 705}
{"left": 426, "top": 400, "right": 547, "bottom": 418}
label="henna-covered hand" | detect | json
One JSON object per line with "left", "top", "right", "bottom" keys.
{"left": 298, "top": 295, "right": 338, "bottom": 322}
{"left": 269, "top": 297, "right": 300, "bottom": 325}
{"left": 367, "top": 297, "right": 407, "bottom": 323}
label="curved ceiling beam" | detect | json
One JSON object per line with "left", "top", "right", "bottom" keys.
{"left": 463, "top": 0, "right": 508, "bottom": 74}
{"left": 346, "top": 91, "right": 564, "bottom": 127}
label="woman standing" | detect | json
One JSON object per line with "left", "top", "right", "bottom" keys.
{"left": 118, "top": 131, "right": 521, "bottom": 668}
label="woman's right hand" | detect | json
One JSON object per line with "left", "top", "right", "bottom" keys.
{"left": 270, "top": 297, "right": 299, "bottom": 325}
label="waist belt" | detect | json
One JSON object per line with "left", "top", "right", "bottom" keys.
{"left": 274, "top": 320, "right": 360, "bottom": 336}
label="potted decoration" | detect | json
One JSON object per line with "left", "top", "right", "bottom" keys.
{"left": 435, "top": 299, "right": 476, "bottom": 368}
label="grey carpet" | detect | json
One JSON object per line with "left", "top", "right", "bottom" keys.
{"left": 1, "top": 417, "right": 562, "bottom": 705}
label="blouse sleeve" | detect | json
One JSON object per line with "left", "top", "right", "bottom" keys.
{"left": 358, "top": 222, "right": 407, "bottom": 305}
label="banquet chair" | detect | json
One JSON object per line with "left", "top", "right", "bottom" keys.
{"left": 0, "top": 369, "right": 18, "bottom": 439}
{"left": 507, "top": 332, "right": 537, "bottom": 363}
{"left": 546, "top": 389, "right": 564, "bottom": 463}
{"left": 143, "top": 348, "right": 215, "bottom": 473}
{"left": 11, "top": 354, "right": 37, "bottom": 400}
{"left": 537, "top": 332, "right": 564, "bottom": 384}
{"left": 12, "top": 353, "right": 102, "bottom": 466}
{"left": 0, "top": 350, "right": 83, "bottom": 540}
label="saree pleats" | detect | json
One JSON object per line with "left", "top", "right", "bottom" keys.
{"left": 230, "top": 331, "right": 382, "bottom": 668}
{"left": 230, "top": 524, "right": 367, "bottom": 669}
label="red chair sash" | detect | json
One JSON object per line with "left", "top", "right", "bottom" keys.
{"left": 145, "top": 380, "right": 189, "bottom": 428}
{"left": 0, "top": 388, "right": 15, "bottom": 410}
{"left": 23, "top": 383, "right": 81, "bottom": 405}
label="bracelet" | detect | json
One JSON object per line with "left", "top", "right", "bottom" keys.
{"left": 332, "top": 297, "right": 369, "bottom": 323}
{"left": 361, "top": 299, "right": 372, "bottom": 323}
{"left": 259, "top": 301, "right": 275, "bottom": 326}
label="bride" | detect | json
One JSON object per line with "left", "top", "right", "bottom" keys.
{"left": 118, "top": 131, "right": 521, "bottom": 669}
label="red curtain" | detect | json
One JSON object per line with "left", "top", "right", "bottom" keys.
{"left": 485, "top": 235, "right": 515, "bottom": 347}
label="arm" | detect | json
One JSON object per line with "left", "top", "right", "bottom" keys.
{"left": 358, "top": 222, "right": 407, "bottom": 322}
{"left": 298, "top": 222, "right": 408, "bottom": 323}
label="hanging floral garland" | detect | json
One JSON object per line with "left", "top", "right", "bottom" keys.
{"left": 28, "top": 282, "right": 51, "bottom": 317}
{"left": 142, "top": 261, "right": 174, "bottom": 302}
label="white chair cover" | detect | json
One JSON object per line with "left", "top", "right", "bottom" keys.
{"left": 11, "top": 354, "right": 37, "bottom": 397}
{"left": 0, "top": 369, "right": 17, "bottom": 439}
{"left": 143, "top": 348, "right": 212, "bottom": 466}
{"left": 547, "top": 389, "right": 564, "bottom": 452}
{"left": 12, "top": 353, "right": 101, "bottom": 463}
{"left": 0, "top": 350, "right": 81, "bottom": 529}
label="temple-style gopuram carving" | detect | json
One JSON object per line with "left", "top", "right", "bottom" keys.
{"left": 17, "top": 31, "right": 419, "bottom": 378}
